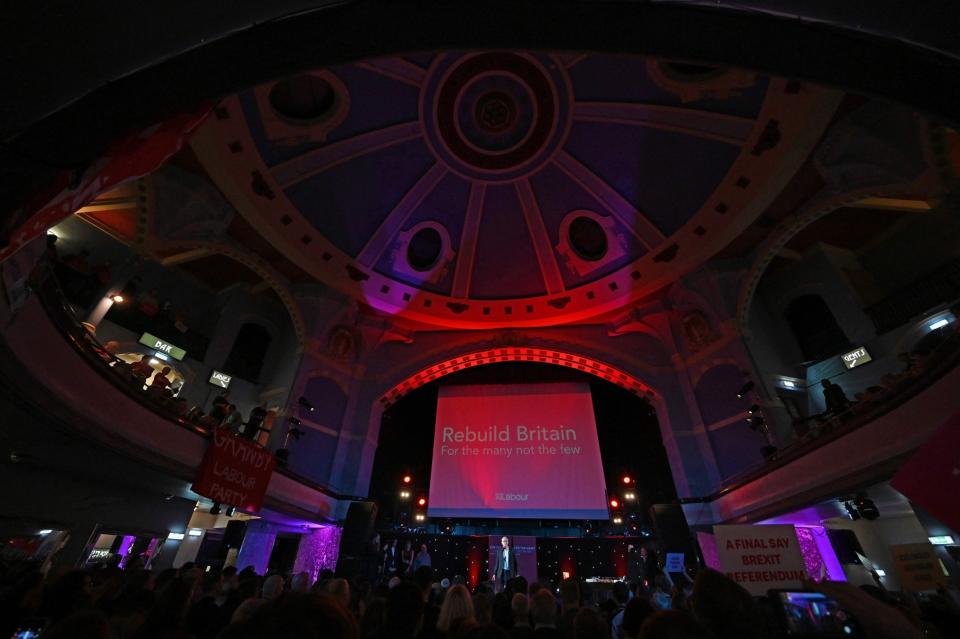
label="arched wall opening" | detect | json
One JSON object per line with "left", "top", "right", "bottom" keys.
{"left": 338, "top": 345, "right": 708, "bottom": 504}
{"left": 369, "top": 360, "right": 678, "bottom": 532}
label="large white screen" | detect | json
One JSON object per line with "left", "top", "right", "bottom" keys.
{"left": 427, "top": 383, "right": 608, "bottom": 519}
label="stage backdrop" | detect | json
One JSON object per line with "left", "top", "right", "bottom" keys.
{"left": 428, "top": 383, "right": 608, "bottom": 519}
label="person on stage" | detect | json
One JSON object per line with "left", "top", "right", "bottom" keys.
{"left": 383, "top": 538, "right": 399, "bottom": 577}
{"left": 413, "top": 543, "right": 432, "bottom": 572}
{"left": 493, "top": 536, "right": 518, "bottom": 592}
{"left": 400, "top": 540, "right": 414, "bottom": 574}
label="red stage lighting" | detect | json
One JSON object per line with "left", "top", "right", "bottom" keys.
{"left": 417, "top": 497, "right": 427, "bottom": 507}
{"left": 402, "top": 475, "right": 412, "bottom": 484}
{"left": 622, "top": 475, "right": 632, "bottom": 484}
{"left": 610, "top": 498, "right": 620, "bottom": 509}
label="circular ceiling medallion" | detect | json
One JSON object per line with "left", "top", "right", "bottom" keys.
{"left": 421, "top": 52, "right": 572, "bottom": 181}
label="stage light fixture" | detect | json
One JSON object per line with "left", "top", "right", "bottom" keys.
{"left": 748, "top": 404, "right": 760, "bottom": 414}
{"left": 442, "top": 520, "right": 454, "bottom": 535}
{"left": 843, "top": 501, "right": 861, "bottom": 521}
{"left": 402, "top": 475, "right": 412, "bottom": 484}
{"left": 111, "top": 294, "right": 124, "bottom": 303}
{"left": 612, "top": 516, "right": 623, "bottom": 524}
{"left": 622, "top": 475, "right": 632, "bottom": 485}
{"left": 417, "top": 497, "right": 427, "bottom": 507}
{"left": 854, "top": 493, "right": 879, "bottom": 520}
{"left": 736, "top": 381, "right": 755, "bottom": 399}
{"left": 399, "top": 490, "right": 410, "bottom": 499}
{"left": 414, "top": 513, "right": 426, "bottom": 522}
{"left": 609, "top": 498, "right": 620, "bottom": 509}
{"left": 625, "top": 492, "right": 635, "bottom": 501}
{"left": 38, "top": 529, "right": 52, "bottom": 535}
{"left": 297, "top": 396, "right": 315, "bottom": 411}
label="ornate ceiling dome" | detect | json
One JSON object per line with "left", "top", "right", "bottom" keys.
{"left": 191, "top": 51, "right": 841, "bottom": 328}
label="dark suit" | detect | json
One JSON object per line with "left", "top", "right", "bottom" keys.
{"left": 494, "top": 545, "right": 519, "bottom": 590}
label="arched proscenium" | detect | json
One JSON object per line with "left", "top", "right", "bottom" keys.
{"left": 378, "top": 347, "right": 657, "bottom": 408}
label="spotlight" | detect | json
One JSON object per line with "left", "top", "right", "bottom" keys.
{"left": 625, "top": 492, "right": 636, "bottom": 501}
{"left": 854, "top": 493, "right": 879, "bottom": 520}
{"left": 736, "top": 381, "right": 755, "bottom": 399}
{"left": 402, "top": 475, "right": 412, "bottom": 484}
{"left": 297, "top": 396, "right": 315, "bottom": 412}
{"left": 414, "top": 513, "right": 426, "bottom": 522}
{"left": 609, "top": 498, "right": 620, "bottom": 509}
{"left": 612, "top": 517, "right": 623, "bottom": 524}
{"left": 38, "top": 529, "right": 52, "bottom": 535}
{"left": 399, "top": 491, "right": 410, "bottom": 499}
{"left": 111, "top": 294, "right": 124, "bottom": 303}
{"left": 843, "top": 501, "right": 861, "bottom": 521}
{"left": 622, "top": 475, "right": 632, "bottom": 485}
{"left": 417, "top": 497, "right": 427, "bottom": 507}
{"left": 442, "top": 520, "right": 454, "bottom": 535}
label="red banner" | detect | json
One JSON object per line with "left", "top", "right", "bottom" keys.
{"left": 192, "top": 427, "right": 276, "bottom": 512}
{"left": 891, "top": 411, "right": 960, "bottom": 533}
{"left": 0, "top": 108, "right": 209, "bottom": 264}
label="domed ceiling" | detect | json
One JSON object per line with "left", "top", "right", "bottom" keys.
{"left": 190, "top": 51, "right": 841, "bottom": 328}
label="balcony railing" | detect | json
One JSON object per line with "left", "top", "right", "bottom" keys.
{"left": 686, "top": 318, "right": 960, "bottom": 505}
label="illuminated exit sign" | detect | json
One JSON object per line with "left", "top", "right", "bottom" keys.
{"left": 139, "top": 332, "right": 186, "bottom": 361}
{"left": 841, "top": 346, "right": 872, "bottom": 369}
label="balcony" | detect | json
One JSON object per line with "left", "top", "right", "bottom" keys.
{"left": 0, "top": 264, "right": 357, "bottom": 524}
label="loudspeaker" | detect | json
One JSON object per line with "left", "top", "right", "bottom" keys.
{"left": 649, "top": 503, "right": 698, "bottom": 560}
{"left": 223, "top": 520, "right": 247, "bottom": 549}
{"left": 826, "top": 528, "right": 864, "bottom": 565}
{"left": 340, "top": 501, "right": 378, "bottom": 556}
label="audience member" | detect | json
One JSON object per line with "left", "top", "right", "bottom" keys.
{"left": 437, "top": 584, "right": 476, "bottom": 637}
{"left": 688, "top": 569, "right": 763, "bottom": 639}
{"left": 530, "top": 589, "right": 560, "bottom": 638}
{"left": 621, "top": 598, "right": 654, "bottom": 639}
{"left": 638, "top": 610, "right": 715, "bottom": 639}
{"left": 510, "top": 593, "right": 534, "bottom": 639}
{"left": 326, "top": 577, "right": 351, "bottom": 609}
{"left": 557, "top": 578, "right": 580, "bottom": 637}
{"left": 572, "top": 608, "right": 608, "bottom": 639}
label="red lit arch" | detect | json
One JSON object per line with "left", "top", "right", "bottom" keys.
{"left": 379, "top": 347, "right": 658, "bottom": 408}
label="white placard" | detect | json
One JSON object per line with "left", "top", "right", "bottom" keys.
{"left": 713, "top": 524, "right": 808, "bottom": 595}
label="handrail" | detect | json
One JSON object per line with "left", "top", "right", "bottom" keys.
{"left": 682, "top": 325, "right": 960, "bottom": 505}
{"left": 25, "top": 261, "right": 371, "bottom": 504}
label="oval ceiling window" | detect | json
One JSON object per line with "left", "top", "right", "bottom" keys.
{"left": 269, "top": 74, "right": 337, "bottom": 121}
{"left": 569, "top": 216, "right": 608, "bottom": 261}
{"left": 407, "top": 227, "right": 444, "bottom": 271}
